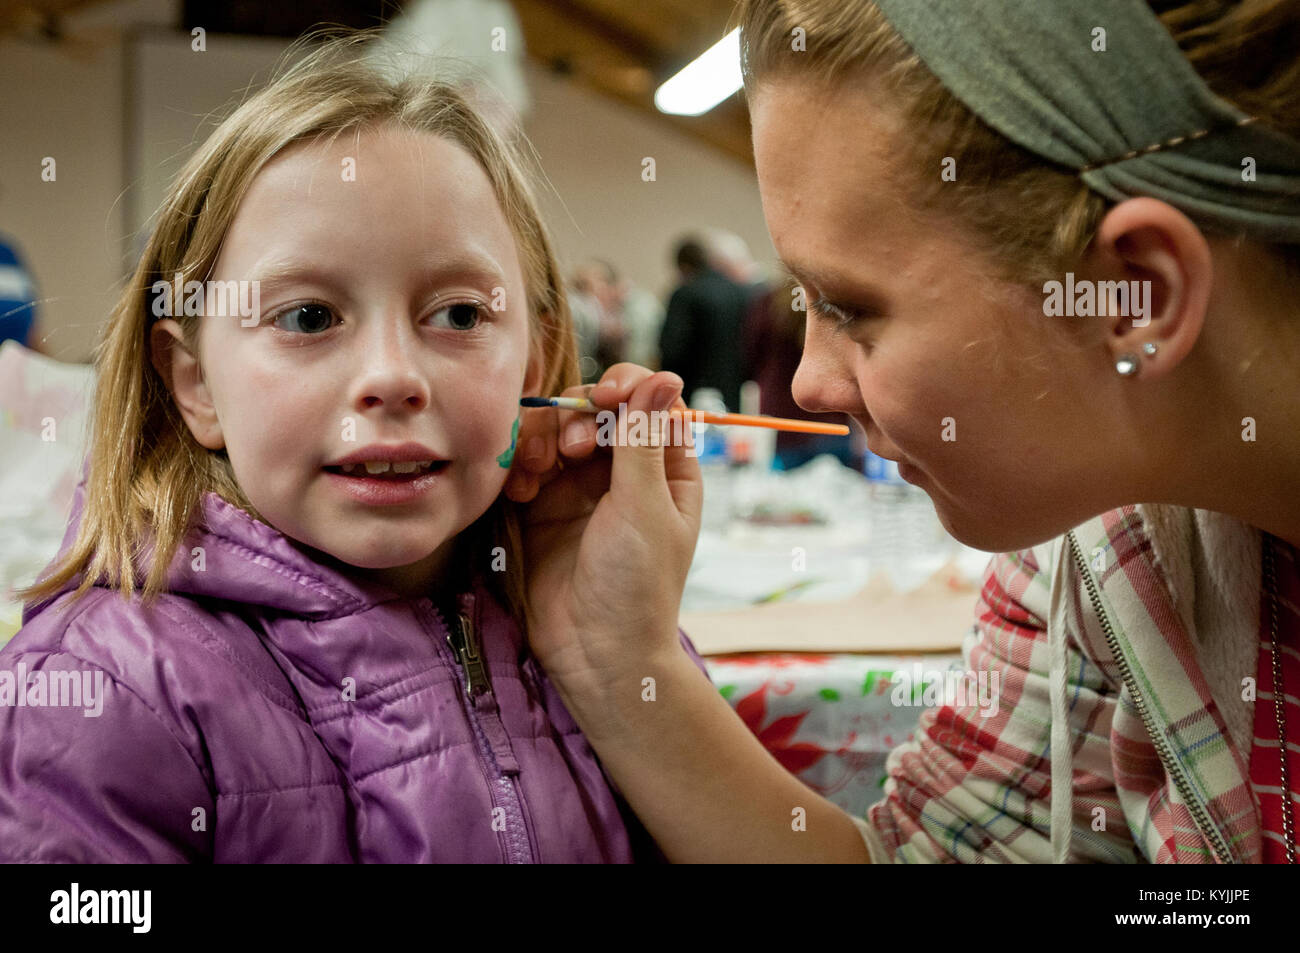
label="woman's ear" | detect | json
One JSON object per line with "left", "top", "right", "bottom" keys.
{"left": 149, "top": 319, "right": 225, "bottom": 450}
{"left": 1083, "top": 197, "right": 1213, "bottom": 381}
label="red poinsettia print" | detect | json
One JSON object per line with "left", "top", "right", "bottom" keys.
{"left": 734, "top": 683, "right": 827, "bottom": 775}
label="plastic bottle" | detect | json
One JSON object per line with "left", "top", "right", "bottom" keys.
{"left": 690, "top": 387, "right": 732, "bottom": 531}
{"left": 862, "top": 449, "right": 943, "bottom": 584}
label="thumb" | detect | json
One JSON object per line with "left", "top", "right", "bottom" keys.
{"left": 608, "top": 373, "right": 683, "bottom": 511}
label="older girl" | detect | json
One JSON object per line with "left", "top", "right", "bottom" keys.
{"left": 509, "top": 0, "right": 1300, "bottom": 863}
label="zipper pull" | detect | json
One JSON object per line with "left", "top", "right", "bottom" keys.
{"left": 448, "top": 611, "right": 491, "bottom": 697}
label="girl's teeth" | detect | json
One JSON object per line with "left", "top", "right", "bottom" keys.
{"left": 337, "top": 460, "right": 437, "bottom": 475}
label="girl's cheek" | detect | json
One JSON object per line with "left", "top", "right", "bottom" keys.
{"left": 445, "top": 374, "right": 525, "bottom": 460}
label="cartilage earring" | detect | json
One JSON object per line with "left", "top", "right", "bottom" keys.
{"left": 1115, "top": 354, "right": 1139, "bottom": 377}
{"left": 1141, "top": 342, "right": 1158, "bottom": 357}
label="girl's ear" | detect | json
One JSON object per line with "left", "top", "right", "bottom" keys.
{"left": 150, "top": 319, "right": 225, "bottom": 451}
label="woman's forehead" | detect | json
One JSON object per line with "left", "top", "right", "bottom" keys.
{"left": 752, "top": 78, "right": 988, "bottom": 295}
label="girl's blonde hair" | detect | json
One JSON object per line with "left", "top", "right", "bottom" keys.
{"left": 736, "top": 0, "right": 1300, "bottom": 287}
{"left": 18, "top": 31, "right": 578, "bottom": 627}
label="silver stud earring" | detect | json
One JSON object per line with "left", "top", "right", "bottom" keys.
{"left": 1141, "top": 342, "right": 1159, "bottom": 357}
{"left": 1115, "top": 354, "right": 1140, "bottom": 377}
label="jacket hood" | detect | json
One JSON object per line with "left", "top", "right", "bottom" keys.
{"left": 24, "top": 461, "right": 445, "bottom": 625}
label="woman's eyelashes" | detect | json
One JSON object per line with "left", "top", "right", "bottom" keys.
{"left": 266, "top": 299, "right": 490, "bottom": 335}
{"left": 808, "top": 294, "right": 874, "bottom": 331}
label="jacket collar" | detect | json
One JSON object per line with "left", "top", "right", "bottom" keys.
{"left": 26, "top": 466, "right": 483, "bottom": 624}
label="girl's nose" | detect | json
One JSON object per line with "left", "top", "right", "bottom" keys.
{"left": 353, "top": 318, "right": 431, "bottom": 413}
{"left": 791, "top": 321, "right": 865, "bottom": 417}
{"left": 359, "top": 378, "right": 428, "bottom": 412}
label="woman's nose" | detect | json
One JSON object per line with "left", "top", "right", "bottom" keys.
{"left": 791, "top": 322, "right": 864, "bottom": 416}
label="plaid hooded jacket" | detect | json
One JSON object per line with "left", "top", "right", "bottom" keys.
{"left": 854, "top": 503, "right": 1267, "bottom": 863}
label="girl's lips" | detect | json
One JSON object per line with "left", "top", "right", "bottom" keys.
{"left": 322, "top": 461, "right": 449, "bottom": 505}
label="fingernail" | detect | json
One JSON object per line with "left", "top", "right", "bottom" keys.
{"left": 651, "top": 382, "right": 679, "bottom": 411}
{"left": 523, "top": 436, "right": 544, "bottom": 465}
{"left": 562, "top": 419, "right": 586, "bottom": 450}
{"left": 594, "top": 375, "right": 621, "bottom": 394}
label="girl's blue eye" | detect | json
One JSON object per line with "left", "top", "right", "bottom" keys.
{"left": 431, "top": 302, "right": 484, "bottom": 331}
{"left": 268, "top": 301, "right": 485, "bottom": 334}
{"left": 273, "top": 303, "right": 335, "bottom": 334}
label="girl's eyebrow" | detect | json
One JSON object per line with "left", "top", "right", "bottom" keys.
{"left": 413, "top": 253, "right": 508, "bottom": 293}
{"left": 247, "top": 253, "right": 507, "bottom": 294}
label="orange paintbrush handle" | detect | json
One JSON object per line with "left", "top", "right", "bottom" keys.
{"left": 519, "top": 397, "right": 851, "bottom": 436}
{"left": 675, "top": 409, "right": 850, "bottom": 436}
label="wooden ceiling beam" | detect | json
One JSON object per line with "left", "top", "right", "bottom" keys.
{"left": 514, "top": 0, "right": 754, "bottom": 165}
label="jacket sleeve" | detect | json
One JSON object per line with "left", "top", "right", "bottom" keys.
{"left": 0, "top": 647, "right": 215, "bottom": 863}
{"left": 858, "top": 544, "right": 1142, "bottom": 863}
{"left": 676, "top": 628, "right": 713, "bottom": 683}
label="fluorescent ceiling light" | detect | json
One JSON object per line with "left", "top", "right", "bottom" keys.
{"left": 654, "top": 28, "right": 742, "bottom": 116}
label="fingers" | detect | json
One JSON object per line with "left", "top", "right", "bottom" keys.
{"left": 557, "top": 363, "right": 667, "bottom": 461}
{"left": 506, "top": 469, "right": 539, "bottom": 503}
{"left": 608, "top": 371, "right": 685, "bottom": 513}
{"left": 503, "top": 363, "right": 685, "bottom": 504}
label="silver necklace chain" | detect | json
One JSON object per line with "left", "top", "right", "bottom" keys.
{"left": 1262, "top": 535, "right": 1295, "bottom": 863}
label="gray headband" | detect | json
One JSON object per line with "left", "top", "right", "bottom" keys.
{"left": 872, "top": 0, "right": 1300, "bottom": 243}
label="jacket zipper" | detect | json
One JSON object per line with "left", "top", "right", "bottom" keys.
{"left": 447, "top": 610, "right": 490, "bottom": 697}
{"left": 430, "top": 599, "right": 536, "bottom": 864}
{"left": 1065, "top": 531, "right": 1233, "bottom": 864}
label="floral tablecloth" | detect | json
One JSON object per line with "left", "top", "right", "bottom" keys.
{"left": 702, "top": 651, "right": 965, "bottom": 820}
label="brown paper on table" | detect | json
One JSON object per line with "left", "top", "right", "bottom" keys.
{"left": 679, "top": 560, "right": 981, "bottom": 656}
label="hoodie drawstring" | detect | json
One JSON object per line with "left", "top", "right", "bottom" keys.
{"left": 1047, "top": 531, "right": 1076, "bottom": 863}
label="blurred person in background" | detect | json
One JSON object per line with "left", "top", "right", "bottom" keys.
{"left": 566, "top": 268, "right": 603, "bottom": 382}
{"left": 0, "top": 232, "right": 44, "bottom": 354}
{"left": 658, "top": 236, "right": 750, "bottom": 410}
{"left": 573, "top": 259, "right": 625, "bottom": 375}
{"left": 743, "top": 276, "right": 856, "bottom": 469}
{"left": 703, "top": 228, "right": 769, "bottom": 303}
{"left": 577, "top": 258, "right": 665, "bottom": 370}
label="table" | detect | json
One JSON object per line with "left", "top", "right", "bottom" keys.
{"left": 702, "top": 651, "right": 965, "bottom": 819}
{"left": 683, "top": 455, "right": 987, "bottom": 818}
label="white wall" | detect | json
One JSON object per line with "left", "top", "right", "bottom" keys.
{"left": 0, "top": 23, "right": 126, "bottom": 362}
{"left": 1, "top": 0, "right": 775, "bottom": 362}
{"left": 522, "top": 62, "right": 775, "bottom": 300}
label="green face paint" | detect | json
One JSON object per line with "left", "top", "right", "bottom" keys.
{"left": 496, "top": 415, "right": 521, "bottom": 468}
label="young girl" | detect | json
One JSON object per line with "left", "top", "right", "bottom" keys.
{"left": 0, "top": 33, "right": 702, "bottom": 863}
{"left": 506, "top": 0, "right": 1300, "bottom": 863}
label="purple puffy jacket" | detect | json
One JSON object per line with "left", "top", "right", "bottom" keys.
{"left": 0, "top": 476, "right": 708, "bottom": 862}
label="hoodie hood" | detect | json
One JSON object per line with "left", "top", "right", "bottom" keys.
{"left": 24, "top": 461, "right": 433, "bottom": 625}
